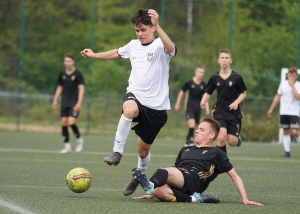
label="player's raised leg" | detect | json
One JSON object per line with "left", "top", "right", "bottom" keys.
{"left": 104, "top": 100, "right": 138, "bottom": 166}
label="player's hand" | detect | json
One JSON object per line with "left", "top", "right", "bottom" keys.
{"left": 73, "top": 104, "right": 81, "bottom": 112}
{"left": 288, "top": 78, "right": 295, "bottom": 87}
{"left": 148, "top": 9, "right": 159, "bottom": 27}
{"left": 205, "top": 109, "right": 210, "bottom": 115}
{"left": 229, "top": 101, "right": 238, "bottom": 110}
{"left": 132, "top": 194, "right": 154, "bottom": 200}
{"left": 80, "top": 49, "right": 95, "bottom": 58}
{"left": 243, "top": 200, "right": 264, "bottom": 206}
{"left": 200, "top": 101, "right": 206, "bottom": 109}
{"left": 174, "top": 104, "right": 180, "bottom": 112}
{"left": 52, "top": 100, "right": 57, "bottom": 110}
{"left": 267, "top": 109, "right": 273, "bottom": 118}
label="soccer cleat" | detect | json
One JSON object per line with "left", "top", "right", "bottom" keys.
{"left": 132, "top": 168, "right": 154, "bottom": 195}
{"left": 236, "top": 135, "right": 243, "bottom": 147}
{"left": 192, "top": 193, "right": 220, "bottom": 203}
{"left": 282, "top": 152, "right": 291, "bottom": 157}
{"left": 59, "top": 147, "right": 72, "bottom": 154}
{"left": 123, "top": 178, "right": 139, "bottom": 196}
{"left": 75, "top": 138, "right": 84, "bottom": 152}
{"left": 103, "top": 152, "right": 123, "bottom": 166}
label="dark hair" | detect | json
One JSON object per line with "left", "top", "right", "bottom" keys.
{"left": 200, "top": 117, "right": 220, "bottom": 141}
{"left": 218, "top": 48, "right": 232, "bottom": 58}
{"left": 64, "top": 53, "right": 75, "bottom": 61}
{"left": 288, "top": 67, "right": 297, "bottom": 75}
{"left": 131, "top": 9, "right": 153, "bottom": 26}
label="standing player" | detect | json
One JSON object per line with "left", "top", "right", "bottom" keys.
{"left": 200, "top": 49, "right": 246, "bottom": 154}
{"left": 80, "top": 9, "right": 176, "bottom": 196}
{"left": 52, "top": 54, "right": 85, "bottom": 154}
{"left": 174, "top": 66, "right": 210, "bottom": 146}
{"left": 267, "top": 67, "right": 300, "bottom": 157}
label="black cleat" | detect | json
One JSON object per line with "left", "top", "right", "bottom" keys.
{"left": 282, "top": 152, "right": 291, "bottom": 157}
{"left": 103, "top": 152, "right": 122, "bottom": 166}
{"left": 192, "top": 193, "right": 220, "bottom": 203}
{"left": 123, "top": 178, "right": 139, "bottom": 196}
{"left": 132, "top": 168, "right": 154, "bottom": 195}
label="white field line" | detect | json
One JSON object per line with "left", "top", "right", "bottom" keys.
{"left": 0, "top": 198, "right": 35, "bottom": 214}
{"left": 1, "top": 147, "right": 300, "bottom": 163}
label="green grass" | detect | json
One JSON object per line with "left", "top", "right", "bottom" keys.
{"left": 0, "top": 132, "right": 300, "bottom": 214}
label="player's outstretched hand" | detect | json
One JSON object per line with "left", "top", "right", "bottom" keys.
{"left": 132, "top": 195, "right": 154, "bottom": 200}
{"left": 80, "top": 49, "right": 95, "bottom": 58}
{"left": 148, "top": 9, "right": 159, "bottom": 27}
{"left": 243, "top": 200, "right": 264, "bottom": 206}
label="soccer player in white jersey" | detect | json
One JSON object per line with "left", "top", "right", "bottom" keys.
{"left": 267, "top": 67, "right": 300, "bottom": 157}
{"left": 80, "top": 9, "right": 176, "bottom": 195}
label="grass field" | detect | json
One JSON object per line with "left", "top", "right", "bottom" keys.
{"left": 1, "top": 132, "right": 300, "bottom": 214}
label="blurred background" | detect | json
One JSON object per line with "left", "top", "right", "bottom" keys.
{"left": 1, "top": 0, "right": 299, "bottom": 142}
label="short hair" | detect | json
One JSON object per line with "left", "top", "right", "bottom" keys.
{"left": 196, "top": 65, "right": 205, "bottom": 70}
{"left": 131, "top": 9, "right": 153, "bottom": 26}
{"left": 64, "top": 53, "right": 75, "bottom": 61}
{"left": 200, "top": 117, "right": 220, "bottom": 141}
{"left": 288, "top": 67, "right": 297, "bottom": 75}
{"left": 218, "top": 48, "right": 232, "bottom": 58}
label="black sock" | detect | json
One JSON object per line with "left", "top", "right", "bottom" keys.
{"left": 172, "top": 189, "right": 192, "bottom": 202}
{"left": 186, "top": 128, "right": 194, "bottom": 144}
{"left": 149, "top": 169, "right": 168, "bottom": 188}
{"left": 217, "top": 145, "right": 227, "bottom": 154}
{"left": 62, "top": 126, "right": 69, "bottom": 143}
{"left": 70, "top": 124, "right": 80, "bottom": 139}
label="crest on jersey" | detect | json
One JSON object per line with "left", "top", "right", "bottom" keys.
{"left": 200, "top": 85, "right": 204, "bottom": 90}
{"left": 217, "top": 82, "right": 220, "bottom": 86}
{"left": 191, "top": 84, "right": 195, "bottom": 88}
{"left": 229, "top": 81, "right": 233, "bottom": 87}
{"left": 147, "top": 53, "right": 153, "bottom": 62}
{"left": 202, "top": 149, "right": 208, "bottom": 154}
{"left": 63, "top": 75, "right": 66, "bottom": 79}
{"left": 71, "top": 75, "right": 76, "bottom": 81}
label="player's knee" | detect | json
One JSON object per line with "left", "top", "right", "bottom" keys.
{"left": 218, "top": 135, "right": 226, "bottom": 144}
{"left": 291, "top": 129, "right": 299, "bottom": 136}
{"left": 123, "top": 108, "right": 138, "bottom": 119}
{"left": 138, "top": 150, "right": 149, "bottom": 159}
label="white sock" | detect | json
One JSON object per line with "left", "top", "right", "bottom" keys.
{"left": 113, "top": 114, "right": 132, "bottom": 154}
{"left": 64, "top": 142, "right": 71, "bottom": 150}
{"left": 283, "top": 135, "right": 291, "bottom": 152}
{"left": 137, "top": 152, "right": 151, "bottom": 173}
{"left": 191, "top": 196, "right": 197, "bottom": 203}
{"left": 295, "top": 135, "right": 300, "bottom": 144}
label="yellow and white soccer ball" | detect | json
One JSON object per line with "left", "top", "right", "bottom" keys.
{"left": 66, "top": 167, "right": 92, "bottom": 193}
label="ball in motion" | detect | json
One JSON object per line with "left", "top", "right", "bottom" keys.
{"left": 66, "top": 167, "right": 92, "bottom": 193}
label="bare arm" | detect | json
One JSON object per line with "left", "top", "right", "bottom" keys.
{"left": 80, "top": 49, "right": 121, "bottom": 60}
{"left": 74, "top": 84, "right": 85, "bottom": 112}
{"left": 205, "top": 101, "right": 210, "bottom": 115}
{"left": 267, "top": 94, "right": 281, "bottom": 118}
{"left": 229, "top": 91, "right": 247, "bottom": 110}
{"left": 148, "top": 9, "right": 174, "bottom": 53}
{"left": 174, "top": 90, "right": 184, "bottom": 112}
{"left": 52, "top": 85, "right": 63, "bottom": 110}
{"left": 200, "top": 93, "right": 211, "bottom": 108}
{"left": 227, "top": 168, "right": 263, "bottom": 206}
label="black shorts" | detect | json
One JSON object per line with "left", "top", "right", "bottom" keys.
{"left": 186, "top": 107, "right": 201, "bottom": 124}
{"left": 171, "top": 167, "right": 201, "bottom": 196}
{"left": 60, "top": 107, "right": 80, "bottom": 118}
{"left": 280, "top": 115, "right": 299, "bottom": 129}
{"left": 213, "top": 111, "right": 241, "bottom": 137}
{"left": 123, "top": 93, "right": 168, "bottom": 144}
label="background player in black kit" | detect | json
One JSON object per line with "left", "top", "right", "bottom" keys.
{"left": 174, "top": 66, "right": 210, "bottom": 146}
{"left": 200, "top": 49, "right": 246, "bottom": 154}
{"left": 52, "top": 54, "right": 85, "bottom": 154}
{"left": 131, "top": 118, "right": 262, "bottom": 206}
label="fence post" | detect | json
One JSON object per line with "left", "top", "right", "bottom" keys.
{"left": 228, "top": 1, "right": 234, "bottom": 51}
{"left": 85, "top": 0, "right": 96, "bottom": 134}
{"left": 16, "top": 0, "right": 26, "bottom": 131}
{"left": 160, "top": 0, "right": 165, "bottom": 28}
{"left": 297, "top": 5, "right": 300, "bottom": 68}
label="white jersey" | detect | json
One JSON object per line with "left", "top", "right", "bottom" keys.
{"left": 277, "top": 80, "right": 300, "bottom": 116}
{"left": 118, "top": 38, "right": 176, "bottom": 110}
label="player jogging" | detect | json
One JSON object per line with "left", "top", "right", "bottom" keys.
{"left": 200, "top": 49, "right": 246, "bottom": 154}
{"left": 80, "top": 9, "right": 176, "bottom": 196}
{"left": 52, "top": 54, "right": 85, "bottom": 154}
{"left": 131, "top": 118, "right": 263, "bottom": 206}
{"left": 174, "top": 66, "right": 210, "bottom": 146}
{"left": 267, "top": 67, "right": 300, "bottom": 157}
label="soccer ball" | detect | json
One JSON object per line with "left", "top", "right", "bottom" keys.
{"left": 66, "top": 167, "right": 92, "bottom": 193}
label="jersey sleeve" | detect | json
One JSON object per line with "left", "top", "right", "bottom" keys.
{"left": 181, "top": 81, "right": 189, "bottom": 92}
{"left": 57, "top": 72, "right": 63, "bottom": 86}
{"left": 215, "top": 149, "right": 233, "bottom": 173}
{"left": 205, "top": 76, "right": 217, "bottom": 95}
{"left": 237, "top": 76, "right": 247, "bottom": 93}
{"left": 117, "top": 41, "right": 132, "bottom": 59}
{"left": 76, "top": 72, "right": 85, "bottom": 85}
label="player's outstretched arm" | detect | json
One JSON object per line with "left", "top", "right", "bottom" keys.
{"left": 200, "top": 93, "right": 211, "bottom": 109}
{"left": 227, "top": 168, "right": 263, "bottom": 206}
{"left": 148, "top": 9, "right": 174, "bottom": 53}
{"left": 174, "top": 90, "right": 184, "bottom": 112}
{"left": 52, "top": 86, "right": 63, "bottom": 110}
{"left": 267, "top": 94, "right": 280, "bottom": 118}
{"left": 80, "top": 49, "right": 121, "bottom": 60}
